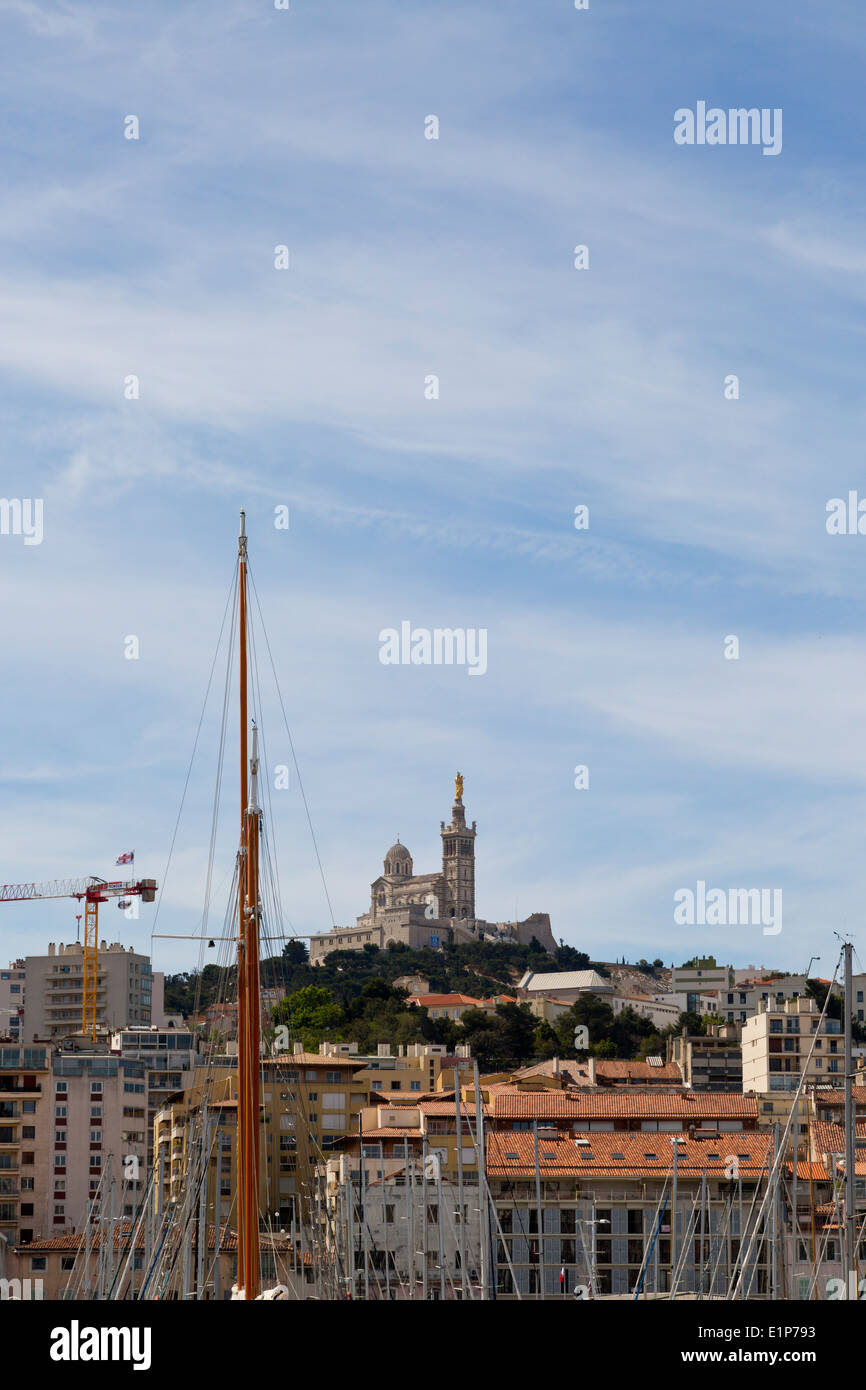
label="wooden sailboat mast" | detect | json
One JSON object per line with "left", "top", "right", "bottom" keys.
{"left": 236, "top": 510, "right": 262, "bottom": 1299}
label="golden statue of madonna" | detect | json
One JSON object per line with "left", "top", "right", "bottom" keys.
{"left": 455, "top": 771, "right": 464, "bottom": 801}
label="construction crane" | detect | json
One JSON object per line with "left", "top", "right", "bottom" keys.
{"left": 0, "top": 876, "right": 157, "bottom": 1041}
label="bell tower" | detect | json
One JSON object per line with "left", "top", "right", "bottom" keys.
{"left": 440, "top": 771, "right": 476, "bottom": 920}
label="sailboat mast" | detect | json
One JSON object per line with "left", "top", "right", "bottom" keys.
{"left": 843, "top": 940, "right": 856, "bottom": 1298}
{"left": 236, "top": 509, "right": 261, "bottom": 1299}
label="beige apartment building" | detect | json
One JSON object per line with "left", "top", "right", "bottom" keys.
{"left": 22, "top": 941, "right": 164, "bottom": 1043}
{"left": 153, "top": 1040, "right": 476, "bottom": 1234}
{"left": 155, "top": 1049, "right": 373, "bottom": 1229}
{"left": 742, "top": 996, "right": 844, "bottom": 1094}
{"left": 319, "top": 1040, "right": 475, "bottom": 1096}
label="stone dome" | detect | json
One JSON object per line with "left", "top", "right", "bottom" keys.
{"left": 384, "top": 841, "right": 413, "bottom": 876}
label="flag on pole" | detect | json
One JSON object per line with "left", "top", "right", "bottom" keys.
{"left": 116, "top": 851, "right": 134, "bottom": 865}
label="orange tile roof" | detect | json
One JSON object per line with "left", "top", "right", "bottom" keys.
{"left": 812, "top": 1120, "right": 866, "bottom": 1158}
{"left": 408, "top": 994, "right": 483, "bottom": 1008}
{"left": 785, "top": 1161, "right": 829, "bottom": 1180}
{"left": 490, "top": 1089, "right": 757, "bottom": 1120}
{"left": 511, "top": 1060, "right": 586, "bottom": 1084}
{"left": 812, "top": 1089, "right": 866, "bottom": 1109}
{"left": 594, "top": 1059, "right": 682, "bottom": 1081}
{"left": 487, "top": 1130, "right": 772, "bottom": 1180}
{"left": 419, "top": 1099, "right": 491, "bottom": 1116}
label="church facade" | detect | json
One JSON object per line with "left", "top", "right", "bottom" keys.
{"left": 308, "top": 776, "right": 557, "bottom": 964}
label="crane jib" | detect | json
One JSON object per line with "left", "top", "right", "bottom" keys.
{"left": 0, "top": 877, "right": 157, "bottom": 902}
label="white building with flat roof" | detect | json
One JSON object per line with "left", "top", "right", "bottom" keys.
{"left": 22, "top": 942, "right": 155, "bottom": 1043}
{"left": 517, "top": 969, "right": 613, "bottom": 1004}
{"left": 742, "top": 997, "right": 843, "bottom": 1094}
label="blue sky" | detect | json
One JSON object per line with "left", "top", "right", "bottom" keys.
{"left": 1, "top": 0, "right": 865, "bottom": 980}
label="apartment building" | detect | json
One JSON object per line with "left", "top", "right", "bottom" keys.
{"left": 0, "top": 1044, "right": 50, "bottom": 1248}
{"left": 40, "top": 1050, "right": 151, "bottom": 1237}
{"left": 742, "top": 997, "right": 843, "bottom": 1093}
{"left": 0, "top": 962, "right": 25, "bottom": 1041}
{"left": 610, "top": 995, "right": 682, "bottom": 1030}
{"left": 720, "top": 974, "right": 840, "bottom": 1028}
{"left": 486, "top": 1129, "right": 773, "bottom": 1297}
{"left": 353, "top": 1099, "right": 485, "bottom": 1185}
{"left": 670, "top": 959, "right": 730, "bottom": 1013}
{"left": 154, "top": 1048, "right": 374, "bottom": 1228}
{"left": 407, "top": 993, "right": 485, "bottom": 1021}
{"left": 21, "top": 941, "right": 161, "bottom": 1043}
{"left": 319, "top": 1040, "right": 475, "bottom": 1096}
{"left": 111, "top": 1027, "right": 198, "bottom": 1168}
{"left": 320, "top": 1149, "right": 483, "bottom": 1298}
{"left": 666, "top": 1025, "right": 743, "bottom": 1091}
{"left": 851, "top": 974, "right": 866, "bottom": 1025}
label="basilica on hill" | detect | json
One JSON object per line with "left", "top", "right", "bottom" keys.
{"left": 308, "top": 775, "right": 557, "bottom": 964}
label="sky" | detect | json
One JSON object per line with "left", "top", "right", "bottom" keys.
{"left": 1, "top": 0, "right": 865, "bottom": 981}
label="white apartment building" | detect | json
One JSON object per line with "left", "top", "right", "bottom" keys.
{"left": 611, "top": 995, "right": 682, "bottom": 1030}
{"left": 110, "top": 1027, "right": 199, "bottom": 1167}
{"left": 21, "top": 941, "right": 161, "bottom": 1043}
{"left": 851, "top": 974, "right": 866, "bottom": 1025}
{"left": 742, "top": 997, "right": 844, "bottom": 1094}
{"left": 670, "top": 960, "right": 730, "bottom": 1013}
{"left": 720, "top": 974, "right": 839, "bottom": 1028}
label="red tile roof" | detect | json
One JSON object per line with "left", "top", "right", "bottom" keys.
{"left": 785, "top": 1161, "right": 829, "bottom": 1180}
{"left": 594, "top": 1059, "right": 682, "bottom": 1081}
{"left": 811, "top": 1120, "right": 866, "bottom": 1159}
{"left": 486, "top": 1129, "right": 772, "bottom": 1180}
{"left": 408, "top": 994, "right": 483, "bottom": 1008}
{"left": 489, "top": 1089, "right": 757, "bottom": 1120}
{"left": 812, "top": 1089, "right": 866, "bottom": 1109}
